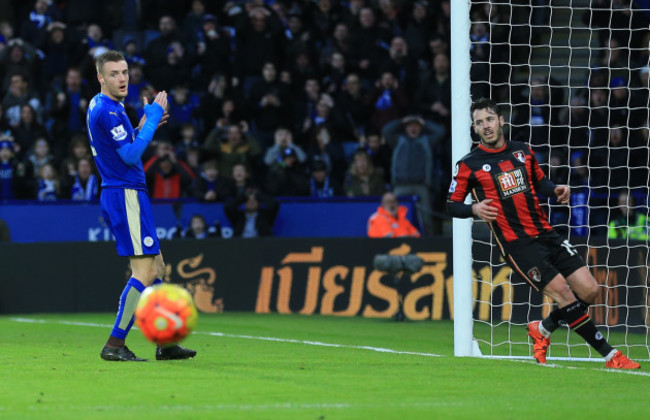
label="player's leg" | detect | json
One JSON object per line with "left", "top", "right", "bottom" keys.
{"left": 150, "top": 252, "right": 198, "bottom": 361}
{"left": 101, "top": 189, "right": 160, "bottom": 361}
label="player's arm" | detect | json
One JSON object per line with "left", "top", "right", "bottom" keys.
{"left": 528, "top": 146, "right": 570, "bottom": 203}
{"left": 117, "top": 92, "right": 167, "bottom": 165}
{"left": 447, "top": 161, "right": 498, "bottom": 222}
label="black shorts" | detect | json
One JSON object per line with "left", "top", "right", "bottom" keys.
{"left": 502, "top": 230, "right": 586, "bottom": 292}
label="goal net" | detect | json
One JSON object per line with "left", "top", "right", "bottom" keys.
{"left": 454, "top": 0, "right": 650, "bottom": 361}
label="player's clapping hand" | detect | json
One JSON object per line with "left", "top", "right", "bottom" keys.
{"left": 554, "top": 185, "right": 570, "bottom": 204}
{"left": 472, "top": 199, "right": 499, "bottom": 222}
{"left": 139, "top": 92, "right": 169, "bottom": 131}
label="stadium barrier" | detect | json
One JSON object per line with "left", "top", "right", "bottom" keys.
{"left": 0, "top": 238, "right": 646, "bottom": 330}
{"left": 0, "top": 197, "right": 419, "bottom": 243}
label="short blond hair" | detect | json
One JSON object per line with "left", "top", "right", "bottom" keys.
{"left": 95, "top": 50, "right": 126, "bottom": 75}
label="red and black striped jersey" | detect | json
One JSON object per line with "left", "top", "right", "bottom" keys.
{"left": 447, "top": 140, "right": 554, "bottom": 245}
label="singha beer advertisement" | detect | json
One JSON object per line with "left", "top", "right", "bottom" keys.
{"left": 0, "top": 238, "right": 647, "bottom": 330}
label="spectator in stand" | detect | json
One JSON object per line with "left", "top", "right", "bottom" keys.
{"left": 248, "top": 62, "right": 290, "bottom": 149}
{"left": 145, "top": 15, "right": 181, "bottom": 71}
{"left": 311, "top": 0, "right": 347, "bottom": 42}
{"left": 36, "top": 162, "right": 59, "bottom": 201}
{"left": 417, "top": 52, "right": 451, "bottom": 129}
{"left": 166, "top": 84, "right": 199, "bottom": 137}
{"left": 608, "top": 77, "right": 631, "bottom": 127}
{"left": 319, "top": 23, "right": 351, "bottom": 69}
{"left": 19, "top": 0, "right": 56, "bottom": 50}
{"left": 630, "top": 66, "right": 649, "bottom": 128}
{"left": 204, "top": 122, "right": 261, "bottom": 181}
{"left": 62, "top": 156, "right": 100, "bottom": 201}
{"left": 48, "top": 67, "right": 91, "bottom": 141}
{"left": 82, "top": 23, "right": 114, "bottom": 54}
{"left": 14, "top": 104, "right": 47, "bottom": 154}
{"left": 227, "top": 163, "right": 256, "bottom": 199}
{"left": 321, "top": 51, "right": 348, "bottom": 96}
{"left": 181, "top": 0, "right": 208, "bottom": 48}
{"left": 0, "top": 139, "right": 34, "bottom": 199}
{"left": 183, "top": 214, "right": 220, "bottom": 239}
{"left": 121, "top": 36, "right": 146, "bottom": 67}
{"left": 367, "top": 192, "right": 420, "bottom": 238}
{"left": 149, "top": 41, "right": 191, "bottom": 92}
{"left": 284, "top": 11, "right": 317, "bottom": 70}
{"left": 289, "top": 49, "right": 318, "bottom": 95}
{"left": 378, "top": 0, "right": 406, "bottom": 36}
{"left": 191, "top": 160, "right": 233, "bottom": 202}
{"left": 27, "top": 137, "right": 54, "bottom": 175}
{"left": 592, "top": 125, "right": 630, "bottom": 191}
{"left": 306, "top": 125, "right": 347, "bottom": 191}
{"left": 368, "top": 71, "right": 408, "bottom": 132}
{"left": 197, "top": 74, "right": 228, "bottom": 133}
{"left": 382, "top": 115, "right": 445, "bottom": 236}
{"left": 225, "top": 190, "right": 279, "bottom": 237}
{"left": 42, "top": 22, "right": 79, "bottom": 85}
{"left": 144, "top": 142, "right": 195, "bottom": 199}
{"left": 0, "top": 39, "right": 42, "bottom": 92}
{"left": 345, "top": 148, "right": 385, "bottom": 197}
{"left": 264, "top": 127, "right": 307, "bottom": 167}
{"left": 266, "top": 147, "right": 310, "bottom": 196}
{"left": 59, "top": 133, "right": 91, "bottom": 178}
{"left": 174, "top": 122, "right": 200, "bottom": 161}
{"left": 235, "top": 6, "right": 285, "bottom": 94}
{"left": 2, "top": 73, "right": 42, "bottom": 128}
{"left": 404, "top": 1, "right": 434, "bottom": 60}
{"left": 379, "top": 36, "right": 418, "bottom": 99}
{"left": 336, "top": 73, "right": 370, "bottom": 138}
{"left": 360, "top": 131, "right": 392, "bottom": 184}
{"left": 293, "top": 77, "right": 321, "bottom": 141}
{"left": 559, "top": 96, "right": 590, "bottom": 153}
{"left": 194, "top": 14, "right": 232, "bottom": 90}
{"left": 349, "top": 7, "right": 391, "bottom": 82}
{"left": 608, "top": 191, "right": 648, "bottom": 241}
{"left": 301, "top": 93, "right": 353, "bottom": 142}
{"left": 309, "top": 158, "right": 338, "bottom": 198}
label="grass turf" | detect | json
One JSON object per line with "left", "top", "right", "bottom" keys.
{"left": 1, "top": 313, "right": 649, "bottom": 419}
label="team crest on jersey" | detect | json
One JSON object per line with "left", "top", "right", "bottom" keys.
{"left": 482, "top": 164, "right": 491, "bottom": 172}
{"left": 110, "top": 124, "right": 128, "bottom": 141}
{"left": 495, "top": 167, "right": 529, "bottom": 198}
{"left": 453, "top": 163, "right": 459, "bottom": 177}
{"left": 527, "top": 267, "right": 542, "bottom": 283}
{"left": 448, "top": 180, "right": 457, "bottom": 193}
{"left": 513, "top": 150, "right": 526, "bottom": 163}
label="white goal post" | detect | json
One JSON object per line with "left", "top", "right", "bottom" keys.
{"left": 452, "top": 0, "right": 650, "bottom": 361}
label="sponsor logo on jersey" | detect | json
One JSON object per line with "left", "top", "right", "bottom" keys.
{"left": 482, "top": 164, "right": 491, "bottom": 172}
{"left": 495, "top": 167, "right": 529, "bottom": 198}
{"left": 513, "top": 150, "right": 526, "bottom": 163}
{"left": 448, "top": 180, "right": 457, "bottom": 193}
{"left": 143, "top": 236, "right": 154, "bottom": 247}
{"left": 110, "top": 124, "right": 128, "bottom": 141}
{"left": 527, "top": 267, "right": 542, "bottom": 283}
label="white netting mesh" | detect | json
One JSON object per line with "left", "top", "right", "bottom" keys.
{"left": 468, "top": 0, "right": 650, "bottom": 360}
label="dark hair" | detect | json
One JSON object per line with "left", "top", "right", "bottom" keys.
{"left": 95, "top": 50, "right": 126, "bottom": 74}
{"left": 470, "top": 98, "right": 501, "bottom": 120}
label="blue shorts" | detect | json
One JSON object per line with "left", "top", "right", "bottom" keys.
{"left": 100, "top": 188, "right": 160, "bottom": 257}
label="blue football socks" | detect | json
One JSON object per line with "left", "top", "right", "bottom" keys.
{"left": 110, "top": 277, "right": 146, "bottom": 340}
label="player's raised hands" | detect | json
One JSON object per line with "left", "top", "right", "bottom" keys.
{"left": 472, "top": 199, "right": 499, "bottom": 222}
{"left": 139, "top": 93, "right": 169, "bottom": 131}
{"left": 554, "top": 185, "right": 570, "bottom": 204}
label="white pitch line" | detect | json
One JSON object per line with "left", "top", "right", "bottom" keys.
{"left": 8, "top": 317, "right": 443, "bottom": 358}
{"left": 8, "top": 317, "right": 650, "bottom": 378}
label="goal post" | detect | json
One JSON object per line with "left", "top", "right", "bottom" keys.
{"left": 450, "top": 0, "right": 477, "bottom": 357}
{"left": 452, "top": 0, "right": 650, "bottom": 361}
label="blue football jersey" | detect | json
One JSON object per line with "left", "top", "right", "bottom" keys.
{"left": 86, "top": 93, "right": 147, "bottom": 190}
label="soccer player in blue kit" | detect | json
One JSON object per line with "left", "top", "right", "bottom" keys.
{"left": 88, "top": 50, "right": 196, "bottom": 361}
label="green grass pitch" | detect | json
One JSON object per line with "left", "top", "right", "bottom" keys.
{"left": 2, "top": 313, "right": 649, "bottom": 419}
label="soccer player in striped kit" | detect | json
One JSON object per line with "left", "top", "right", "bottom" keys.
{"left": 87, "top": 50, "right": 196, "bottom": 361}
{"left": 447, "top": 98, "right": 639, "bottom": 369}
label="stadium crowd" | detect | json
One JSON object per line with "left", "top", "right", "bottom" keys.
{"left": 0, "top": 0, "right": 451, "bottom": 235}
